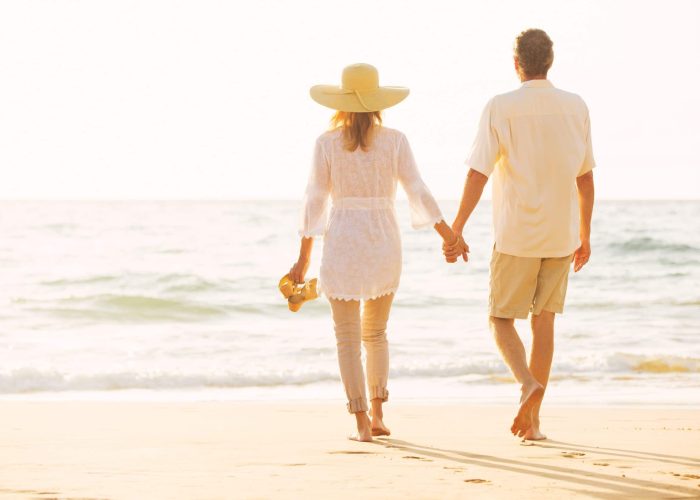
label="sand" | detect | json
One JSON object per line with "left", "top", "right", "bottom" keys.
{"left": 0, "top": 401, "right": 698, "bottom": 499}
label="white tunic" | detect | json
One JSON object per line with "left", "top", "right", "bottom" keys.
{"left": 299, "top": 127, "right": 443, "bottom": 301}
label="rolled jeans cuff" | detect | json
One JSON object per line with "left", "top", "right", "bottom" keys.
{"left": 369, "top": 387, "right": 389, "bottom": 402}
{"left": 346, "top": 397, "right": 368, "bottom": 414}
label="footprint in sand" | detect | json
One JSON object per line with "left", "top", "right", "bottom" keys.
{"left": 464, "top": 479, "right": 490, "bottom": 484}
{"left": 670, "top": 472, "right": 700, "bottom": 480}
{"left": 561, "top": 451, "right": 586, "bottom": 458}
{"left": 328, "top": 450, "right": 376, "bottom": 455}
{"left": 403, "top": 455, "right": 433, "bottom": 462}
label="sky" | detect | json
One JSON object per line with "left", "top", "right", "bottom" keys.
{"left": 0, "top": 0, "right": 698, "bottom": 200}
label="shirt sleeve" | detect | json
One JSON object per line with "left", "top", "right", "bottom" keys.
{"left": 397, "top": 133, "right": 444, "bottom": 230}
{"left": 465, "top": 98, "right": 499, "bottom": 177}
{"left": 298, "top": 138, "right": 331, "bottom": 237}
{"left": 578, "top": 105, "right": 596, "bottom": 176}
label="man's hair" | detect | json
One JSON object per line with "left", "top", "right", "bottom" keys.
{"left": 514, "top": 29, "right": 554, "bottom": 77}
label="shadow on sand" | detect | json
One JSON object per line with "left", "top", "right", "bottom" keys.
{"left": 371, "top": 437, "right": 700, "bottom": 499}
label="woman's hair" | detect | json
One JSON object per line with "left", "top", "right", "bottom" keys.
{"left": 330, "top": 111, "right": 382, "bottom": 152}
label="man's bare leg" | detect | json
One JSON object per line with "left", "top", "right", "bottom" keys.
{"left": 523, "top": 311, "right": 555, "bottom": 440}
{"left": 490, "top": 316, "right": 544, "bottom": 436}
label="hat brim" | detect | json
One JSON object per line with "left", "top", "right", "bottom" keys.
{"left": 310, "top": 85, "right": 409, "bottom": 112}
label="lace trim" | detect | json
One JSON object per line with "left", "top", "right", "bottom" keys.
{"left": 297, "top": 230, "right": 324, "bottom": 238}
{"left": 324, "top": 287, "right": 398, "bottom": 302}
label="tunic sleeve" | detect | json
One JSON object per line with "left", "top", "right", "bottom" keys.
{"left": 397, "top": 133, "right": 444, "bottom": 230}
{"left": 298, "top": 138, "right": 331, "bottom": 237}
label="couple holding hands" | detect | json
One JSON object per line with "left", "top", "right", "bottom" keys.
{"left": 287, "top": 29, "right": 595, "bottom": 442}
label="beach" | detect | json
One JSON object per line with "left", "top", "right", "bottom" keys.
{"left": 0, "top": 200, "right": 698, "bottom": 498}
{"left": 0, "top": 401, "right": 698, "bottom": 499}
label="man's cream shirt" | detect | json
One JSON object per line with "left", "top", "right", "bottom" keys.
{"left": 467, "top": 79, "right": 595, "bottom": 258}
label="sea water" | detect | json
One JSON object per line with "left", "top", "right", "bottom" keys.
{"left": 0, "top": 200, "right": 698, "bottom": 406}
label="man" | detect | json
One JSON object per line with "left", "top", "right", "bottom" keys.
{"left": 445, "top": 28, "right": 595, "bottom": 440}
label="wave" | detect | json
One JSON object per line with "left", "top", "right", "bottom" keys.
{"left": 609, "top": 237, "right": 698, "bottom": 254}
{"left": 20, "top": 294, "right": 228, "bottom": 321}
{"left": 1, "top": 354, "right": 698, "bottom": 393}
{"left": 41, "top": 272, "right": 228, "bottom": 294}
{"left": 42, "top": 275, "right": 121, "bottom": 286}
{"left": 606, "top": 354, "right": 700, "bottom": 374}
{"left": 0, "top": 368, "right": 339, "bottom": 393}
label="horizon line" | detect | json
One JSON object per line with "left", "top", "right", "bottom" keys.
{"left": 0, "top": 198, "right": 698, "bottom": 203}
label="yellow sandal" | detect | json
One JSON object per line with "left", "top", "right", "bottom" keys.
{"left": 278, "top": 274, "right": 296, "bottom": 299}
{"left": 279, "top": 274, "right": 318, "bottom": 312}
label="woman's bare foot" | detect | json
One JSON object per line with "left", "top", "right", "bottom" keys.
{"left": 371, "top": 417, "right": 391, "bottom": 437}
{"left": 349, "top": 411, "right": 373, "bottom": 442}
{"left": 511, "top": 381, "right": 544, "bottom": 437}
{"left": 370, "top": 398, "right": 390, "bottom": 436}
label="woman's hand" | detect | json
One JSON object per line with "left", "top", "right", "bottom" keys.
{"left": 433, "top": 220, "right": 468, "bottom": 263}
{"left": 289, "top": 258, "right": 310, "bottom": 284}
{"left": 443, "top": 234, "right": 469, "bottom": 263}
{"left": 290, "top": 237, "right": 314, "bottom": 284}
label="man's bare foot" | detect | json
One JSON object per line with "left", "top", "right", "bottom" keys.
{"left": 523, "top": 415, "right": 547, "bottom": 440}
{"left": 523, "top": 427, "right": 547, "bottom": 440}
{"left": 511, "top": 381, "right": 544, "bottom": 437}
{"left": 349, "top": 412, "right": 373, "bottom": 442}
{"left": 371, "top": 417, "right": 391, "bottom": 437}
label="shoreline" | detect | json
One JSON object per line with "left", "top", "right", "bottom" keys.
{"left": 1, "top": 382, "right": 699, "bottom": 409}
{"left": 1, "top": 394, "right": 700, "bottom": 410}
{"left": 0, "top": 401, "right": 698, "bottom": 499}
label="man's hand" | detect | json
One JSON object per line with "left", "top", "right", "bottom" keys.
{"left": 575, "top": 171, "right": 594, "bottom": 273}
{"left": 443, "top": 235, "right": 469, "bottom": 263}
{"left": 289, "top": 258, "right": 309, "bottom": 284}
{"left": 572, "top": 240, "right": 591, "bottom": 272}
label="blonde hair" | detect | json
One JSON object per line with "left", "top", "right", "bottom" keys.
{"left": 330, "top": 111, "right": 382, "bottom": 152}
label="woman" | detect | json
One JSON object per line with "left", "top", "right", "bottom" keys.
{"left": 289, "top": 63, "right": 466, "bottom": 441}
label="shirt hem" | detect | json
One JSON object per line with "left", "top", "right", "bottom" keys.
{"left": 464, "top": 160, "right": 493, "bottom": 178}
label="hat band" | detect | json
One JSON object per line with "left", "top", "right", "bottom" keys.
{"left": 352, "top": 90, "right": 371, "bottom": 111}
{"left": 322, "top": 87, "right": 374, "bottom": 111}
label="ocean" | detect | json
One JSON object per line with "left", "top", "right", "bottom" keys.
{"left": 0, "top": 200, "right": 698, "bottom": 406}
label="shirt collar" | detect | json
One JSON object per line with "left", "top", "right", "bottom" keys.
{"left": 521, "top": 79, "right": 554, "bottom": 89}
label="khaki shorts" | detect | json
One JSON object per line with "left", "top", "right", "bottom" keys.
{"left": 489, "top": 248, "right": 573, "bottom": 319}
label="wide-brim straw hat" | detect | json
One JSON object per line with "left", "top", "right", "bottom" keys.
{"left": 310, "top": 63, "right": 409, "bottom": 112}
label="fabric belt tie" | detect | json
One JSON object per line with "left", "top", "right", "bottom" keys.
{"left": 333, "top": 197, "right": 394, "bottom": 211}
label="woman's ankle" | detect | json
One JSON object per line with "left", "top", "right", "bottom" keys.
{"left": 370, "top": 399, "right": 384, "bottom": 419}
{"left": 354, "top": 411, "right": 370, "bottom": 425}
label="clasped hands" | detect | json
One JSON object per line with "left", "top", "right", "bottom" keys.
{"left": 443, "top": 233, "right": 469, "bottom": 263}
